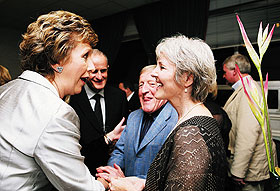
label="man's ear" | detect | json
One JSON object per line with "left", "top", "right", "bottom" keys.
{"left": 233, "top": 67, "right": 239, "bottom": 76}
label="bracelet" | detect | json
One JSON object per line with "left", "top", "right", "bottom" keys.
{"left": 104, "top": 134, "right": 113, "bottom": 145}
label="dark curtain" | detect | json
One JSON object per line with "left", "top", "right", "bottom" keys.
{"left": 90, "top": 12, "right": 128, "bottom": 67}
{"left": 134, "top": 0, "right": 210, "bottom": 64}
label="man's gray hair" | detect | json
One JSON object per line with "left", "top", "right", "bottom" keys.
{"left": 223, "top": 53, "right": 251, "bottom": 74}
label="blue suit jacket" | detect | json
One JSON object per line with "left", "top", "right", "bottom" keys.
{"left": 107, "top": 102, "right": 178, "bottom": 179}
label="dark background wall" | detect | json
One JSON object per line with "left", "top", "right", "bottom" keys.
{"left": 108, "top": 39, "right": 280, "bottom": 109}
{"left": 109, "top": 39, "right": 280, "bottom": 86}
{"left": 108, "top": 39, "right": 148, "bottom": 87}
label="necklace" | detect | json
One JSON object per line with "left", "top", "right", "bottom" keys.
{"left": 175, "top": 102, "right": 203, "bottom": 127}
{"left": 166, "top": 102, "right": 203, "bottom": 139}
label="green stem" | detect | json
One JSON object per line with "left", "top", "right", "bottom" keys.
{"left": 258, "top": 69, "right": 274, "bottom": 173}
{"left": 260, "top": 123, "right": 272, "bottom": 172}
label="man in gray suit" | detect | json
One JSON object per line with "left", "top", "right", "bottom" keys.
{"left": 96, "top": 65, "right": 178, "bottom": 180}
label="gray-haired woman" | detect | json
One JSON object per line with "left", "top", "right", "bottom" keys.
{"left": 107, "top": 34, "right": 227, "bottom": 191}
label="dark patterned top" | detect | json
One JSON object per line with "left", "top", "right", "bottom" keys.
{"left": 144, "top": 116, "right": 227, "bottom": 191}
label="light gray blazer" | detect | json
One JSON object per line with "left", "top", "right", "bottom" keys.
{"left": 0, "top": 71, "right": 104, "bottom": 191}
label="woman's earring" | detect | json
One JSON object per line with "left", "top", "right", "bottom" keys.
{"left": 184, "top": 88, "right": 188, "bottom": 93}
{"left": 57, "top": 66, "right": 63, "bottom": 73}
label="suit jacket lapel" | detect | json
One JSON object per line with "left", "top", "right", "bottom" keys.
{"left": 104, "top": 87, "right": 111, "bottom": 127}
{"left": 224, "top": 86, "right": 242, "bottom": 108}
{"left": 77, "top": 88, "right": 104, "bottom": 134}
{"left": 137, "top": 104, "right": 171, "bottom": 152}
{"left": 134, "top": 111, "right": 144, "bottom": 152}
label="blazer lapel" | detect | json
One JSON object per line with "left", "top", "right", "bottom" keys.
{"left": 133, "top": 111, "right": 145, "bottom": 152}
{"left": 104, "top": 87, "right": 112, "bottom": 128}
{"left": 76, "top": 88, "right": 104, "bottom": 134}
{"left": 224, "top": 86, "right": 242, "bottom": 108}
{"left": 137, "top": 104, "right": 171, "bottom": 152}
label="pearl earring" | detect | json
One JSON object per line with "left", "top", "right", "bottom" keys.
{"left": 57, "top": 66, "right": 63, "bottom": 73}
{"left": 184, "top": 88, "right": 188, "bottom": 93}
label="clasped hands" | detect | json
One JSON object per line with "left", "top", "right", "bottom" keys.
{"left": 96, "top": 164, "right": 145, "bottom": 191}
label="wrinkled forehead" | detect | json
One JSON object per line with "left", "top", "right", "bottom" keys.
{"left": 139, "top": 71, "right": 156, "bottom": 83}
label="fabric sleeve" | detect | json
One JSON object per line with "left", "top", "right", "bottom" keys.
{"left": 107, "top": 124, "right": 127, "bottom": 169}
{"left": 34, "top": 104, "right": 105, "bottom": 191}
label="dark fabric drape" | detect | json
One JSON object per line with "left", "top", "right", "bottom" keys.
{"left": 134, "top": 0, "right": 210, "bottom": 63}
{"left": 90, "top": 12, "right": 128, "bottom": 66}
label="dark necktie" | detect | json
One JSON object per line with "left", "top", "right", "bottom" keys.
{"left": 139, "top": 113, "right": 154, "bottom": 146}
{"left": 93, "top": 94, "right": 103, "bottom": 128}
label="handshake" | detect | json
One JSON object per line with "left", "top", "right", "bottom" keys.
{"left": 96, "top": 163, "right": 145, "bottom": 191}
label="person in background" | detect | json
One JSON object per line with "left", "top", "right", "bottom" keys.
{"left": 104, "top": 34, "right": 227, "bottom": 191}
{"left": 204, "top": 82, "right": 233, "bottom": 191}
{"left": 69, "top": 49, "right": 128, "bottom": 175}
{"left": 119, "top": 80, "right": 141, "bottom": 113}
{"left": 204, "top": 82, "right": 232, "bottom": 157}
{"left": 96, "top": 65, "right": 177, "bottom": 180}
{"left": 223, "top": 53, "right": 277, "bottom": 191}
{"left": 0, "top": 10, "right": 109, "bottom": 190}
{"left": 0, "top": 65, "right": 11, "bottom": 85}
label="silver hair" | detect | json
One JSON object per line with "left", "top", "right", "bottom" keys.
{"left": 223, "top": 53, "right": 251, "bottom": 73}
{"left": 140, "top": 65, "right": 156, "bottom": 76}
{"left": 155, "top": 34, "right": 217, "bottom": 102}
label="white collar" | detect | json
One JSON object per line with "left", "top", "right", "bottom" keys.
{"left": 127, "top": 91, "right": 134, "bottom": 101}
{"left": 84, "top": 84, "right": 104, "bottom": 99}
{"left": 19, "top": 70, "right": 59, "bottom": 97}
{"left": 232, "top": 75, "right": 251, "bottom": 91}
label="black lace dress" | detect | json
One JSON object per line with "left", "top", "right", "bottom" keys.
{"left": 144, "top": 116, "right": 227, "bottom": 191}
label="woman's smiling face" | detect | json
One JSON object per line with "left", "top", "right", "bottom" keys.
{"left": 152, "top": 55, "right": 182, "bottom": 101}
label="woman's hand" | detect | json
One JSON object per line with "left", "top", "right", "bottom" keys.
{"left": 109, "top": 177, "right": 145, "bottom": 191}
{"left": 96, "top": 164, "right": 125, "bottom": 180}
{"left": 107, "top": 117, "right": 126, "bottom": 141}
{"left": 97, "top": 177, "right": 109, "bottom": 190}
